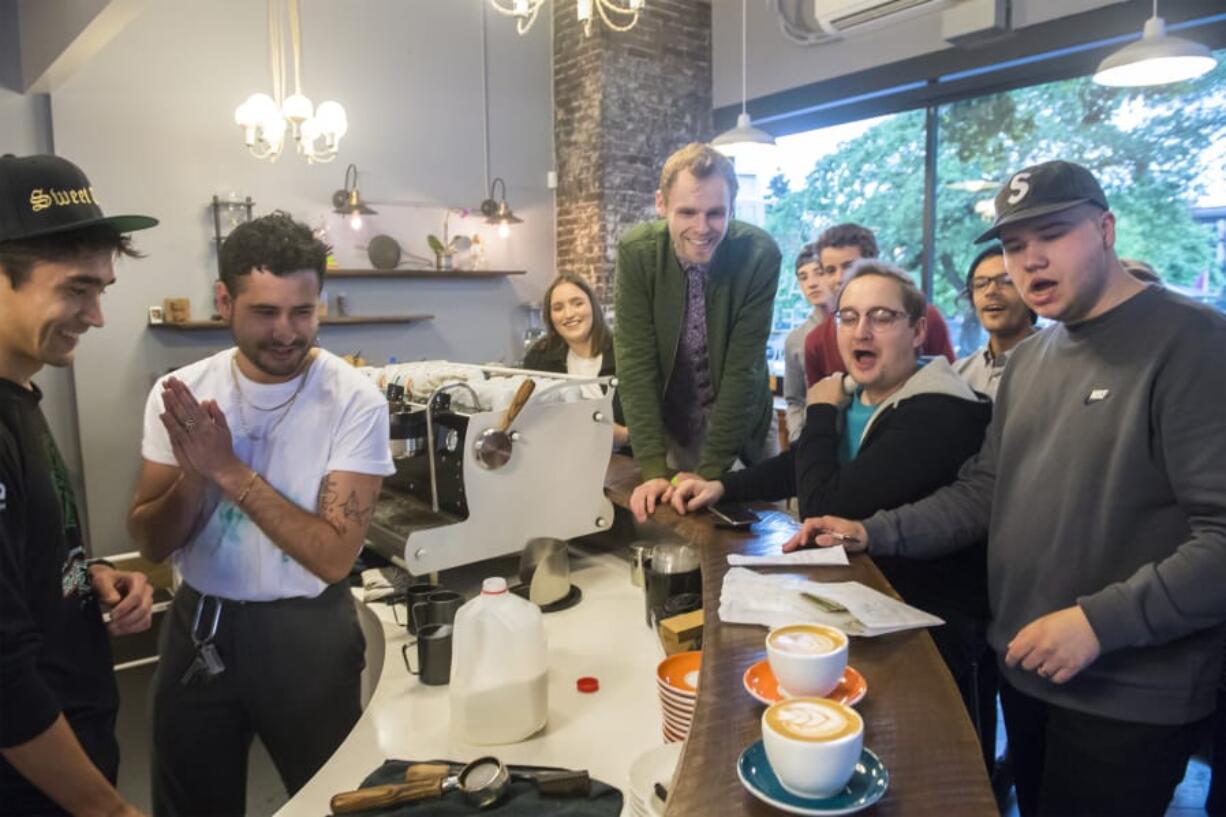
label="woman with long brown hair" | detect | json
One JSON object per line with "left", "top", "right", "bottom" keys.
{"left": 523, "top": 273, "right": 628, "bottom": 447}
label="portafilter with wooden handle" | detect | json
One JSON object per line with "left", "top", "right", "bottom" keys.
{"left": 330, "top": 758, "right": 510, "bottom": 813}
{"left": 473, "top": 378, "right": 535, "bottom": 470}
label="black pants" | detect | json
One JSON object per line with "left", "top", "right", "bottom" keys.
{"left": 999, "top": 676, "right": 1205, "bottom": 817}
{"left": 150, "top": 582, "right": 365, "bottom": 817}
{"left": 924, "top": 607, "right": 998, "bottom": 774}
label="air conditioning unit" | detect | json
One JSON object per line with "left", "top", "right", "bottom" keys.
{"left": 812, "top": 0, "right": 953, "bottom": 39}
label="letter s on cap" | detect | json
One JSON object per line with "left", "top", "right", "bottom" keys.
{"left": 1006, "top": 172, "right": 1032, "bottom": 205}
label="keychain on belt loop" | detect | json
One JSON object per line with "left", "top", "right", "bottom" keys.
{"left": 181, "top": 594, "right": 226, "bottom": 686}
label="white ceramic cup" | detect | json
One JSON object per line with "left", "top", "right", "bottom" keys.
{"left": 762, "top": 697, "right": 864, "bottom": 798}
{"left": 765, "top": 623, "right": 848, "bottom": 698}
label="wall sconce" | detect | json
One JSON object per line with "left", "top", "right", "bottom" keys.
{"left": 480, "top": 177, "right": 523, "bottom": 238}
{"left": 332, "top": 164, "right": 376, "bottom": 231}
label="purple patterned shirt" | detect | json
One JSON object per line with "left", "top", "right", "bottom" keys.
{"left": 662, "top": 262, "right": 715, "bottom": 447}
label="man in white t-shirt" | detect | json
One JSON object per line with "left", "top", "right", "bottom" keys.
{"left": 128, "top": 212, "right": 394, "bottom": 816}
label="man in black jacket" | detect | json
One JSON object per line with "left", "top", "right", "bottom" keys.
{"left": 0, "top": 154, "right": 156, "bottom": 816}
{"left": 672, "top": 261, "right": 995, "bottom": 765}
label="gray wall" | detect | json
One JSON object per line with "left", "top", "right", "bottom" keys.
{"left": 1, "top": 0, "right": 19, "bottom": 91}
{"left": 710, "top": 0, "right": 1128, "bottom": 108}
{"left": 41, "top": 0, "right": 555, "bottom": 555}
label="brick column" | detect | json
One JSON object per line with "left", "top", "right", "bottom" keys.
{"left": 553, "top": 0, "right": 712, "bottom": 304}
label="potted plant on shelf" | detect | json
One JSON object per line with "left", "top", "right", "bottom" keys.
{"left": 427, "top": 209, "right": 472, "bottom": 271}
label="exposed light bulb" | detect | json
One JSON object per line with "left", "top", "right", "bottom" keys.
{"left": 498, "top": 222, "right": 511, "bottom": 239}
{"left": 349, "top": 213, "right": 364, "bottom": 231}
{"left": 282, "top": 93, "right": 314, "bottom": 124}
{"left": 315, "top": 100, "right": 347, "bottom": 131}
{"left": 247, "top": 93, "right": 278, "bottom": 122}
{"left": 234, "top": 100, "right": 256, "bottom": 128}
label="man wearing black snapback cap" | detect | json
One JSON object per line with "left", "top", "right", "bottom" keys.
{"left": 0, "top": 154, "right": 157, "bottom": 816}
{"left": 792, "top": 159, "right": 1226, "bottom": 816}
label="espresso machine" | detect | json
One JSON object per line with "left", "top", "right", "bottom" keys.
{"left": 364, "top": 361, "right": 617, "bottom": 577}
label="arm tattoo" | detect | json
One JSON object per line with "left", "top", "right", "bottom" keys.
{"left": 341, "top": 490, "right": 374, "bottom": 528}
{"left": 318, "top": 475, "right": 375, "bottom": 538}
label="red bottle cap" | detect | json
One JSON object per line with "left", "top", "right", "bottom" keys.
{"left": 577, "top": 676, "right": 600, "bottom": 693}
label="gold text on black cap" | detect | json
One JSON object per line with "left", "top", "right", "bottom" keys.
{"left": 29, "top": 186, "right": 98, "bottom": 213}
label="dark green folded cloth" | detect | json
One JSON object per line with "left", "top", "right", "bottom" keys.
{"left": 337, "top": 759, "right": 624, "bottom": 816}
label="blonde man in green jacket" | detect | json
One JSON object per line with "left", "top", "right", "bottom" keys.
{"left": 614, "top": 143, "right": 782, "bottom": 522}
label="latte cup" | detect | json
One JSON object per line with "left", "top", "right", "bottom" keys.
{"left": 762, "top": 697, "right": 864, "bottom": 799}
{"left": 765, "top": 623, "right": 848, "bottom": 698}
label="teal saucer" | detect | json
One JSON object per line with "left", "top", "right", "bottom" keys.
{"left": 736, "top": 740, "right": 889, "bottom": 816}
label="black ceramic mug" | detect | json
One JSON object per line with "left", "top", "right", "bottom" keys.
{"left": 394, "top": 582, "right": 442, "bottom": 634}
{"left": 411, "top": 589, "right": 465, "bottom": 633}
{"left": 402, "top": 623, "right": 453, "bottom": 686}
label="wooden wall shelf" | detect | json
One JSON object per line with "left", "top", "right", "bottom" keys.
{"left": 324, "top": 268, "right": 526, "bottom": 279}
{"left": 150, "top": 315, "right": 434, "bottom": 331}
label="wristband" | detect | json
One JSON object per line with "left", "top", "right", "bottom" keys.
{"left": 235, "top": 470, "right": 260, "bottom": 506}
{"left": 85, "top": 557, "right": 116, "bottom": 571}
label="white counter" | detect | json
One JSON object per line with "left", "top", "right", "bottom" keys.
{"left": 275, "top": 541, "right": 666, "bottom": 816}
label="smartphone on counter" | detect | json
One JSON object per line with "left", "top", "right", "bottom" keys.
{"left": 709, "top": 503, "right": 760, "bottom": 529}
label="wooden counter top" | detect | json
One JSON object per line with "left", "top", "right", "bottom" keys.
{"left": 605, "top": 456, "right": 997, "bottom": 817}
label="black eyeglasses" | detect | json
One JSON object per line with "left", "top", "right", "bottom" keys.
{"left": 971, "top": 273, "right": 1015, "bottom": 292}
{"left": 834, "top": 307, "right": 908, "bottom": 329}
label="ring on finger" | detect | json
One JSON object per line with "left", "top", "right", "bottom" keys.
{"left": 182, "top": 417, "right": 198, "bottom": 432}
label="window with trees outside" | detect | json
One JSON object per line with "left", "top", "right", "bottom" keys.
{"left": 742, "top": 48, "right": 1226, "bottom": 373}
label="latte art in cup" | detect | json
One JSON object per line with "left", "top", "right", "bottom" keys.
{"left": 765, "top": 623, "right": 849, "bottom": 698}
{"left": 762, "top": 697, "right": 864, "bottom": 798}
{"left": 765, "top": 699, "right": 861, "bottom": 742}
{"left": 769, "top": 626, "right": 844, "bottom": 656}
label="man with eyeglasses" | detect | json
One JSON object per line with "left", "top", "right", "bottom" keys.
{"left": 803, "top": 223, "right": 954, "bottom": 388}
{"left": 954, "top": 244, "right": 1037, "bottom": 399}
{"left": 671, "top": 261, "right": 995, "bottom": 761}
{"left": 793, "top": 160, "right": 1226, "bottom": 817}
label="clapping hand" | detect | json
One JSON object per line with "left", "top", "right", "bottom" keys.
{"left": 159, "top": 378, "right": 240, "bottom": 482}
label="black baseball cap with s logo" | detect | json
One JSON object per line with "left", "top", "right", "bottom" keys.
{"left": 975, "top": 160, "right": 1109, "bottom": 243}
{"left": 0, "top": 154, "right": 158, "bottom": 243}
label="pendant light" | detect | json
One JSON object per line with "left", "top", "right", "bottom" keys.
{"left": 1093, "top": 0, "right": 1217, "bottom": 88}
{"left": 711, "top": 0, "right": 775, "bottom": 166}
{"left": 478, "top": 3, "right": 522, "bottom": 238}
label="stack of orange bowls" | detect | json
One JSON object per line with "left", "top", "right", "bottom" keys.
{"left": 656, "top": 651, "right": 701, "bottom": 742}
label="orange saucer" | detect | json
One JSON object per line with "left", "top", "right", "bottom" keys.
{"left": 742, "top": 659, "right": 867, "bottom": 707}
{"left": 657, "top": 651, "right": 702, "bottom": 695}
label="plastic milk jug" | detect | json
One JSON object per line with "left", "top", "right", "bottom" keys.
{"left": 450, "top": 577, "right": 549, "bottom": 744}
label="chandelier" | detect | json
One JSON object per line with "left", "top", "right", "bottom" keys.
{"left": 490, "top": 0, "right": 645, "bottom": 37}
{"left": 234, "top": 0, "right": 348, "bottom": 163}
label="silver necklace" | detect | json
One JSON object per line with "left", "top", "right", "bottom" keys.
{"left": 230, "top": 353, "right": 314, "bottom": 440}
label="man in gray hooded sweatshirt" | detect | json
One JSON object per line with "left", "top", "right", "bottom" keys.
{"left": 794, "top": 160, "right": 1226, "bottom": 817}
